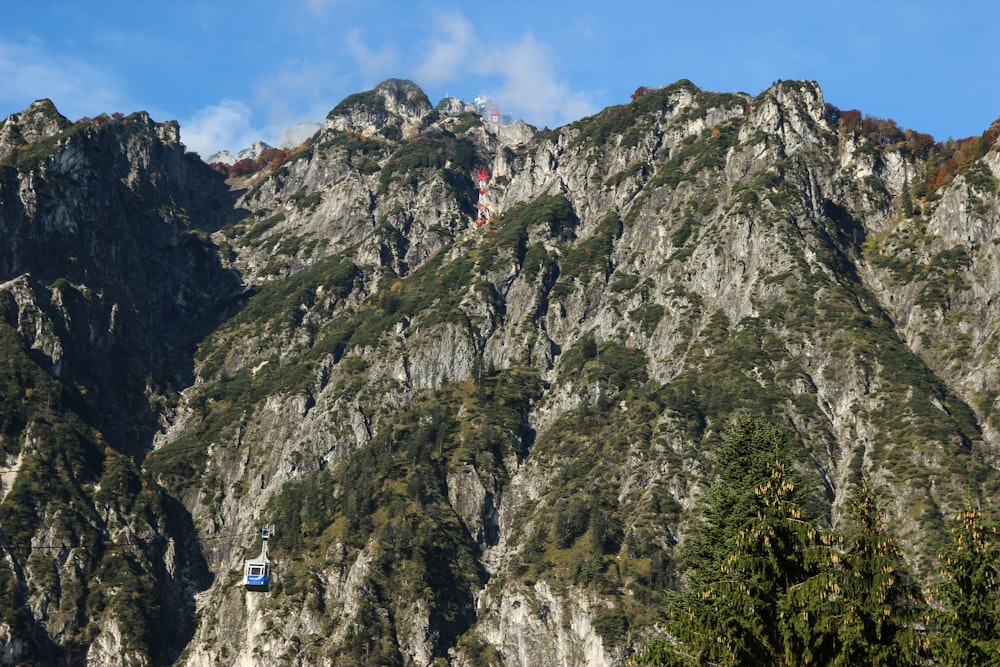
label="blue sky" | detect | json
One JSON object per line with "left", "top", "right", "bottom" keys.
{"left": 3, "top": 1, "right": 999, "bottom": 157}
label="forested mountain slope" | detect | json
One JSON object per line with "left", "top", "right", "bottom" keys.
{"left": 1, "top": 78, "right": 999, "bottom": 665}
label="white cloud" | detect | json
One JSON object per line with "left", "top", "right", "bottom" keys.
{"left": 406, "top": 13, "right": 597, "bottom": 129}
{"left": 254, "top": 60, "right": 342, "bottom": 126}
{"left": 180, "top": 96, "right": 322, "bottom": 158}
{"left": 414, "top": 12, "right": 475, "bottom": 85}
{"left": 344, "top": 28, "right": 398, "bottom": 83}
{"left": 487, "top": 34, "right": 596, "bottom": 128}
{"left": 0, "top": 36, "right": 125, "bottom": 120}
{"left": 278, "top": 122, "right": 323, "bottom": 149}
{"left": 178, "top": 99, "right": 259, "bottom": 158}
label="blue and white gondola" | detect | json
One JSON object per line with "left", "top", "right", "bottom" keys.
{"left": 243, "top": 525, "right": 274, "bottom": 592}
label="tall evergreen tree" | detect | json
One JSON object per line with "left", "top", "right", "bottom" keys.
{"left": 637, "top": 413, "right": 837, "bottom": 666}
{"left": 636, "top": 423, "right": 933, "bottom": 666}
{"left": 930, "top": 505, "right": 1000, "bottom": 665}
{"left": 825, "top": 482, "right": 927, "bottom": 665}
{"left": 901, "top": 175, "right": 914, "bottom": 217}
{"left": 683, "top": 411, "right": 793, "bottom": 577}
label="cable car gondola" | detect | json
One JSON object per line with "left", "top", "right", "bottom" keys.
{"left": 243, "top": 525, "right": 274, "bottom": 592}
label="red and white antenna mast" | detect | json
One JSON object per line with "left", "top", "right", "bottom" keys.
{"left": 490, "top": 108, "right": 500, "bottom": 130}
{"left": 476, "top": 168, "right": 491, "bottom": 226}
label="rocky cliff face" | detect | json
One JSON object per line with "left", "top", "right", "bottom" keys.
{"left": 0, "top": 103, "right": 244, "bottom": 449}
{"left": 0, "top": 102, "right": 241, "bottom": 665}
{"left": 2, "top": 77, "right": 1000, "bottom": 665}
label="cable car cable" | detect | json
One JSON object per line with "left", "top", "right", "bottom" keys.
{"left": 1, "top": 529, "right": 260, "bottom": 552}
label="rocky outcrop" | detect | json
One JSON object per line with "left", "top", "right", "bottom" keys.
{"left": 0, "top": 109, "right": 244, "bottom": 448}
{"left": 0, "top": 99, "right": 72, "bottom": 163}
{"left": 325, "top": 78, "right": 432, "bottom": 137}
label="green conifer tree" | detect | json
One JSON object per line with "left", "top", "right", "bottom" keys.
{"left": 930, "top": 505, "right": 1000, "bottom": 665}
{"left": 826, "top": 482, "right": 927, "bottom": 666}
{"left": 636, "top": 413, "right": 836, "bottom": 666}
{"left": 901, "top": 175, "right": 914, "bottom": 217}
{"left": 682, "top": 411, "right": 792, "bottom": 576}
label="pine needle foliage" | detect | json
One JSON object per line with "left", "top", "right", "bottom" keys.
{"left": 637, "top": 417, "right": 929, "bottom": 666}
{"left": 637, "top": 413, "right": 836, "bottom": 665}
{"left": 929, "top": 505, "right": 1000, "bottom": 665}
{"left": 817, "top": 482, "right": 927, "bottom": 666}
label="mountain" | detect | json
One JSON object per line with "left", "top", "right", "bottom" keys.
{"left": 208, "top": 140, "right": 276, "bottom": 166}
{"left": 206, "top": 124, "right": 322, "bottom": 167}
{"left": 2, "top": 77, "right": 1000, "bottom": 665}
